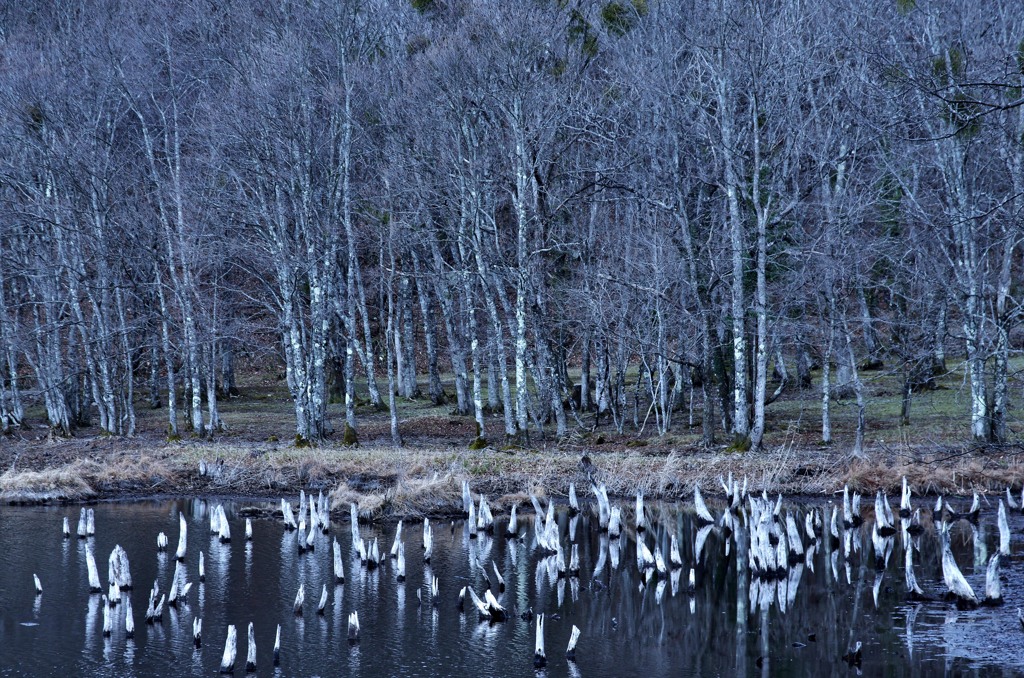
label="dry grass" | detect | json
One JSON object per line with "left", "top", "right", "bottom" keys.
{"left": 845, "top": 450, "right": 1024, "bottom": 496}
{"left": 5, "top": 434, "right": 1024, "bottom": 513}
{"left": 329, "top": 474, "right": 464, "bottom": 521}
{"left": 0, "top": 465, "right": 96, "bottom": 501}
{"left": 0, "top": 454, "right": 181, "bottom": 502}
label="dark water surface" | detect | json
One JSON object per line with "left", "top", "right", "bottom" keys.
{"left": 1, "top": 496, "right": 1023, "bottom": 677}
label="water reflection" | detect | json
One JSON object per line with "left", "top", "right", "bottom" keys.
{"left": 1, "top": 496, "right": 1024, "bottom": 675}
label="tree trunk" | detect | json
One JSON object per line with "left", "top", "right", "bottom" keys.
{"left": 821, "top": 305, "right": 834, "bottom": 446}
{"left": 220, "top": 339, "right": 237, "bottom": 398}
{"left": 155, "top": 269, "right": 178, "bottom": 436}
{"left": 411, "top": 250, "right": 444, "bottom": 406}
{"left": 701, "top": 314, "right": 716, "bottom": 446}
{"left": 796, "top": 334, "right": 812, "bottom": 389}
{"left": 716, "top": 72, "right": 748, "bottom": 442}
{"left": 579, "top": 334, "right": 591, "bottom": 412}
{"left": 841, "top": 314, "right": 866, "bottom": 459}
{"left": 399, "top": 272, "right": 419, "bottom": 399}
{"left": 486, "top": 335, "right": 501, "bottom": 413}
{"left": 385, "top": 247, "right": 403, "bottom": 447}
{"left": 429, "top": 236, "right": 469, "bottom": 415}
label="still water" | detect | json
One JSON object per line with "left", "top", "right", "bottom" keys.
{"left": 0, "top": 495, "right": 1022, "bottom": 677}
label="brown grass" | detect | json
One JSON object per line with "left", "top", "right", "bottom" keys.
{"left": 0, "top": 465, "right": 96, "bottom": 501}
{"left": 5, "top": 435, "right": 1024, "bottom": 514}
{"left": 0, "top": 454, "right": 181, "bottom": 502}
{"left": 845, "top": 450, "right": 1024, "bottom": 496}
{"left": 330, "top": 473, "right": 465, "bottom": 520}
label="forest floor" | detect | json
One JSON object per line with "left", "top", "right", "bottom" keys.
{"left": 2, "top": 360, "right": 1023, "bottom": 517}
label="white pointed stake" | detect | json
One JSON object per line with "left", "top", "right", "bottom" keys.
{"left": 218, "top": 506, "right": 231, "bottom": 543}
{"left": 110, "top": 545, "right": 132, "bottom": 590}
{"left": 999, "top": 499, "right": 1011, "bottom": 556}
{"left": 176, "top": 512, "right": 188, "bottom": 560}
{"left": 220, "top": 625, "right": 237, "bottom": 673}
{"left": 273, "top": 624, "right": 281, "bottom": 665}
{"left": 77, "top": 508, "right": 88, "bottom": 538}
{"left": 941, "top": 536, "right": 978, "bottom": 605}
{"left": 245, "top": 518, "right": 253, "bottom": 541}
{"left": 483, "top": 588, "right": 506, "bottom": 620}
{"left": 33, "top": 574, "right": 42, "bottom": 595}
{"left": 507, "top": 505, "right": 518, "bottom": 537}
{"left": 534, "top": 613, "right": 546, "bottom": 667}
{"left": 694, "top": 485, "right": 714, "bottom": 523}
{"left": 333, "top": 539, "right": 345, "bottom": 583}
{"left": 246, "top": 622, "right": 257, "bottom": 672}
{"left": 293, "top": 584, "right": 305, "bottom": 615}
{"left": 62, "top": 516, "right": 70, "bottom": 539}
{"left": 368, "top": 538, "right": 380, "bottom": 567}
{"left": 157, "top": 532, "right": 168, "bottom": 551}
{"left": 317, "top": 585, "right": 328, "bottom": 615}
{"left": 608, "top": 507, "right": 621, "bottom": 539}
{"left": 86, "top": 542, "right": 103, "bottom": 593}
{"left": 391, "top": 520, "right": 403, "bottom": 558}
{"left": 193, "top": 617, "right": 202, "bottom": 647}
{"left": 566, "top": 625, "right": 581, "bottom": 661}
{"left": 986, "top": 553, "right": 1003, "bottom": 604}
{"left": 305, "top": 522, "right": 316, "bottom": 550}
{"left": 199, "top": 551, "right": 206, "bottom": 582}
{"left": 423, "top": 520, "right": 433, "bottom": 563}
{"left": 87, "top": 509, "right": 95, "bottom": 537}
{"left": 282, "top": 499, "right": 296, "bottom": 530}
{"left": 670, "top": 534, "right": 683, "bottom": 569}
{"left": 350, "top": 503, "right": 360, "bottom": 544}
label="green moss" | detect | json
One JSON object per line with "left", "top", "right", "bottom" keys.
{"left": 625, "top": 439, "right": 649, "bottom": 448}
{"left": 568, "top": 10, "right": 599, "bottom": 57}
{"left": 267, "top": 435, "right": 279, "bottom": 443}
{"left": 343, "top": 423, "right": 359, "bottom": 447}
{"left": 294, "top": 434, "right": 313, "bottom": 448}
{"left": 600, "top": 1, "right": 636, "bottom": 36}
{"left": 726, "top": 435, "right": 752, "bottom": 453}
{"left": 469, "top": 436, "right": 488, "bottom": 450}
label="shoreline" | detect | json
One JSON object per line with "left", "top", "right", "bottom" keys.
{"left": 2, "top": 440, "right": 1024, "bottom": 518}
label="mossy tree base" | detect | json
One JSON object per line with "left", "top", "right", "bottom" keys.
{"left": 726, "top": 435, "right": 752, "bottom": 453}
{"left": 343, "top": 423, "right": 359, "bottom": 447}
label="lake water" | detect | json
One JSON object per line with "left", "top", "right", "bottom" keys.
{"left": 0, "top": 494, "right": 1022, "bottom": 677}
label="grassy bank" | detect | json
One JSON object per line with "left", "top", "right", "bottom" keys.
{"left": 3, "top": 439, "right": 1024, "bottom": 518}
